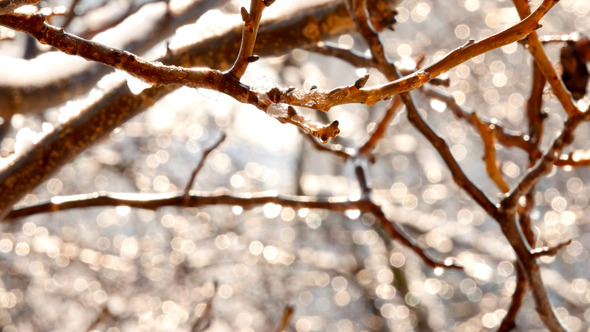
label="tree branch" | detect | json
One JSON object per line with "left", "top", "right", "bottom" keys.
{"left": 512, "top": 0, "right": 580, "bottom": 116}
{"left": 0, "top": 0, "right": 379, "bottom": 219}
{"left": 0, "top": 0, "right": 559, "bottom": 113}
{"left": 184, "top": 133, "right": 226, "bottom": 199}
{"left": 268, "top": 0, "right": 559, "bottom": 111}
{"left": 0, "top": 0, "right": 223, "bottom": 118}
{"left": 4, "top": 190, "right": 459, "bottom": 269}
{"left": 228, "top": 0, "right": 268, "bottom": 79}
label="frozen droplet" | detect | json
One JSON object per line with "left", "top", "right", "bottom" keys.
{"left": 251, "top": 76, "right": 275, "bottom": 94}
{"left": 266, "top": 103, "right": 288, "bottom": 118}
{"left": 416, "top": 70, "right": 431, "bottom": 80}
{"left": 117, "top": 69, "right": 152, "bottom": 95}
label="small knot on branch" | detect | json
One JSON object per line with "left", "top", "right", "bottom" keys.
{"left": 263, "top": 0, "right": 275, "bottom": 6}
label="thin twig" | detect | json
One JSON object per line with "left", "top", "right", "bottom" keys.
{"left": 273, "top": 305, "right": 294, "bottom": 332}
{"left": 191, "top": 281, "right": 217, "bottom": 332}
{"left": 502, "top": 110, "right": 590, "bottom": 213}
{"left": 302, "top": 133, "right": 353, "bottom": 161}
{"left": 421, "top": 87, "right": 539, "bottom": 153}
{"left": 60, "top": 0, "right": 81, "bottom": 30}
{"left": 512, "top": 0, "right": 580, "bottom": 117}
{"left": 227, "top": 0, "right": 267, "bottom": 79}
{"left": 184, "top": 133, "right": 227, "bottom": 199}
{"left": 526, "top": 63, "right": 547, "bottom": 146}
{"left": 471, "top": 112, "right": 510, "bottom": 193}
{"left": 310, "top": 43, "right": 450, "bottom": 86}
{"left": 370, "top": 206, "right": 461, "bottom": 270}
{"left": 406, "top": 102, "right": 498, "bottom": 216}
{"left": 498, "top": 211, "right": 568, "bottom": 332}
{"left": 357, "top": 96, "right": 402, "bottom": 158}
{"left": 530, "top": 239, "right": 572, "bottom": 258}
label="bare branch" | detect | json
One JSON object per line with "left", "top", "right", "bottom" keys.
{"left": 191, "top": 281, "right": 217, "bottom": 332}
{"left": 228, "top": 0, "right": 267, "bottom": 79}
{"left": 501, "top": 110, "right": 590, "bottom": 213}
{"left": 357, "top": 96, "right": 402, "bottom": 158}
{"left": 271, "top": 0, "right": 559, "bottom": 111}
{"left": 406, "top": 102, "right": 498, "bottom": 217}
{"left": 302, "top": 133, "right": 353, "bottom": 161}
{"left": 421, "top": 87, "right": 539, "bottom": 154}
{"left": 530, "top": 239, "right": 572, "bottom": 258}
{"left": 273, "top": 305, "right": 294, "bottom": 332}
{"left": 0, "top": 0, "right": 559, "bottom": 114}
{"left": 498, "top": 265, "right": 527, "bottom": 331}
{"left": 184, "top": 133, "right": 227, "bottom": 199}
{"left": 5, "top": 190, "right": 459, "bottom": 269}
{"left": 499, "top": 211, "right": 568, "bottom": 332}
{"left": 512, "top": 0, "right": 580, "bottom": 116}
{"left": 0, "top": 0, "right": 375, "bottom": 219}
{"left": 471, "top": 113, "right": 510, "bottom": 193}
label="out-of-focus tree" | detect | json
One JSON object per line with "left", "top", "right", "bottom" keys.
{"left": 0, "top": 0, "right": 589, "bottom": 330}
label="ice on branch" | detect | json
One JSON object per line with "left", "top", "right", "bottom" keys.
{"left": 249, "top": 76, "right": 340, "bottom": 142}
{"left": 116, "top": 69, "right": 153, "bottom": 95}
{"left": 251, "top": 76, "right": 276, "bottom": 94}
{"left": 266, "top": 103, "right": 289, "bottom": 118}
